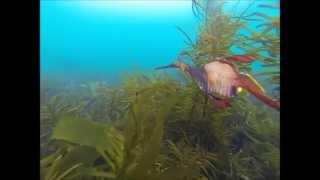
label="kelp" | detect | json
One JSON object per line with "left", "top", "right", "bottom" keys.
{"left": 235, "top": 1, "right": 280, "bottom": 93}
{"left": 190, "top": 0, "right": 280, "bottom": 92}
{"left": 164, "top": 139, "right": 219, "bottom": 179}
{"left": 41, "top": 80, "right": 205, "bottom": 180}
{"left": 41, "top": 94, "right": 84, "bottom": 157}
{"left": 41, "top": 74, "right": 279, "bottom": 180}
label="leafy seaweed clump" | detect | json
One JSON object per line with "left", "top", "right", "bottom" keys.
{"left": 41, "top": 75, "right": 279, "bottom": 180}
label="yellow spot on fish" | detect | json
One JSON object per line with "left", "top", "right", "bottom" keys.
{"left": 236, "top": 87, "right": 243, "bottom": 94}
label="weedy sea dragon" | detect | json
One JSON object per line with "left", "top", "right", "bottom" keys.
{"left": 155, "top": 54, "right": 280, "bottom": 111}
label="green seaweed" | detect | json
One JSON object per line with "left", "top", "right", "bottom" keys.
{"left": 41, "top": 74, "right": 279, "bottom": 180}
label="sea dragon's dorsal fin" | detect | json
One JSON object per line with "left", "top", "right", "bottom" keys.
{"left": 225, "top": 54, "right": 256, "bottom": 63}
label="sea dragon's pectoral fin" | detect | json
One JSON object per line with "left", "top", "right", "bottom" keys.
{"left": 238, "top": 74, "right": 280, "bottom": 110}
{"left": 225, "top": 54, "right": 256, "bottom": 63}
{"left": 208, "top": 94, "right": 231, "bottom": 109}
{"left": 214, "top": 98, "right": 231, "bottom": 108}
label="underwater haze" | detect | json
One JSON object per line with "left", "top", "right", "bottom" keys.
{"left": 41, "top": 0, "right": 200, "bottom": 84}
{"left": 41, "top": 0, "right": 278, "bottom": 84}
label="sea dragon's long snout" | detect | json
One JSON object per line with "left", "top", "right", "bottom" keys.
{"left": 155, "top": 64, "right": 178, "bottom": 70}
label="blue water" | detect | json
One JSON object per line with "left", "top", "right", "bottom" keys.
{"left": 40, "top": 0, "right": 279, "bottom": 84}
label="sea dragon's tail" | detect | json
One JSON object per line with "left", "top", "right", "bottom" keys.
{"left": 238, "top": 73, "right": 280, "bottom": 111}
